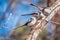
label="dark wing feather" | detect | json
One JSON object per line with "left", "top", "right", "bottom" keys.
{"left": 22, "top": 18, "right": 33, "bottom": 26}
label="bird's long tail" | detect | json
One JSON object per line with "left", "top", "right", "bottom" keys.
{"left": 13, "top": 25, "right": 26, "bottom": 31}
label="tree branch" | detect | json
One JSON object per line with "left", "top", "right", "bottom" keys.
{"left": 26, "top": 0, "right": 60, "bottom": 40}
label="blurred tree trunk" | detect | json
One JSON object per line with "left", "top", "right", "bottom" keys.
{"left": 47, "top": 0, "right": 51, "bottom": 7}
{"left": 51, "top": 9, "right": 60, "bottom": 40}
{"left": 47, "top": 0, "right": 57, "bottom": 7}
{"left": 50, "top": 23, "right": 56, "bottom": 40}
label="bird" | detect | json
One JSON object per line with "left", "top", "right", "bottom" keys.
{"left": 22, "top": 17, "right": 37, "bottom": 27}
{"left": 13, "top": 15, "right": 37, "bottom": 31}
{"left": 21, "top": 11, "right": 46, "bottom": 27}
{"left": 13, "top": 12, "right": 42, "bottom": 30}
{"left": 21, "top": 12, "right": 41, "bottom": 27}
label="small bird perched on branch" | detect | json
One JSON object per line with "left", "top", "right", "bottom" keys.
{"left": 21, "top": 12, "right": 42, "bottom": 27}
{"left": 20, "top": 3, "right": 47, "bottom": 27}
{"left": 22, "top": 17, "right": 36, "bottom": 27}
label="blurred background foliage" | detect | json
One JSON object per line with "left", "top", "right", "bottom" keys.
{"left": 11, "top": 24, "right": 48, "bottom": 40}
{"left": 10, "top": 24, "right": 32, "bottom": 40}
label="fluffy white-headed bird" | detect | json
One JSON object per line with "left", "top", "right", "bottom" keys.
{"left": 22, "top": 17, "right": 37, "bottom": 27}
{"left": 21, "top": 13, "right": 40, "bottom": 27}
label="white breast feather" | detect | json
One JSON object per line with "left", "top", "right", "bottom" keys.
{"left": 28, "top": 17, "right": 37, "bottom": 26}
